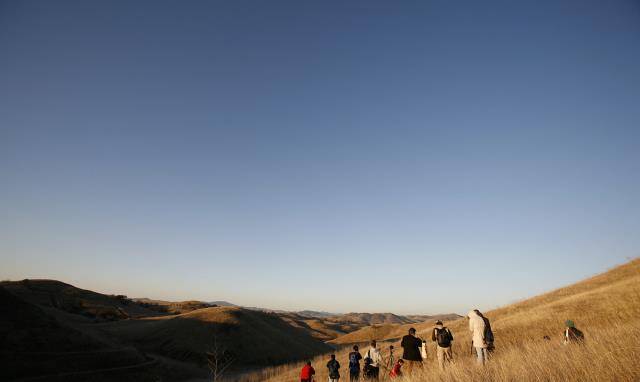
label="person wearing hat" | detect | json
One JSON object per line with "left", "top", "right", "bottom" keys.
{"left": 400, "top": 327, "right": 423, "bottom": 374}
{"left": 563, "top": 320, "right": 584, "bottom": 344}
{"left": 431, "top": 320, "right": 454, "bottom": 370}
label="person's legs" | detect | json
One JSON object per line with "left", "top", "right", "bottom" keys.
{"left": 437, "top": 346, "right": 445, "bottom": 370}
{"left": 373, "top": 366, "right": 379, "bottom": 380}
{"left": 475, "top": 347, "right": 485, "bottom": 365}
{"left": 350, "top": 371, "right": 359, "bottom": 381}
{"left": 406, "top": 360, "right": 420, "bottom": 375}
{"left": 403, "top": 360, "right": 411, "bottom": 375}
{"left": 444, "top": 346, "right": 453, "bottom": 363}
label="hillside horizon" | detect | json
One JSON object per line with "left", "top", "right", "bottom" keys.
{"left": 2, "top": 258, "right": 638, "bottom": 381}
{"left": 243, "top": 257, "right": 640, "bottom": 381}
{"left": 4, "top": 256, "right": 636, "bottom": 316}
{"left": 0, "top": 277, "right": 468, "bottom": 317}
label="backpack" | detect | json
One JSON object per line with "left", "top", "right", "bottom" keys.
{"left": 363, "top": 361, "right": 374, "bottom": 377}
{"left": 348, "top": 352, "right": 360, "bottom": 372}
{"left": 483, "top": 318, "right": 494, "bottom": 343}
{"left": 567, "top": 327, "right": 584, "bottom": 342}
{"left": 327, "top": 360, "right": 340, "bottom": 378}
{"left": 435, "top": 328, "right": 452, "bottom": 347}
{"left": 363, "top": 350, "right": 373, "bottom": 369}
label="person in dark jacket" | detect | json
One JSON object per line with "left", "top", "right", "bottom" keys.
{"left": 327, "top": 354, "right": 341, "bottom": 382}
{"left": 400, "top": 327, "right": 423, "bottom": 374}
{"left": 300, "top": 361, "right": 315, "bottom": 382}
{"left": 348, "top": 345, "right": 362, "bottom": 381}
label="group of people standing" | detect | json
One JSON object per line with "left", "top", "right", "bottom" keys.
{"left": 300, "top": 310, "right": 583, "bottom": 381}
{"left": 300, "top": 309, "right": 492, "bottom": 382}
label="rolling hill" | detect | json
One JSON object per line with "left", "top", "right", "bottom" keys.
{"left": 240, "top": 258, "right": 640, "bottom": 382}
{"left": 133, "top": 297, "right": 217, "bottom": 314}
{"left": 277, "top": 312, "right": 462, "bottom": 342}
{"left": 97, "top": 306, "right": 333, "bottom": 367}
{"left": 0, "top": 280, "right": 333, "bottom": 381}
{"left": 0, "top": 286, "right": 157, "bottom": 381}
{"left": 1, "top": 279, "right": 162, "bottom": 320}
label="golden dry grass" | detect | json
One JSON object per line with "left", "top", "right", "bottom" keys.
{"left": 240, "top": 258, "right": 640, "bottom": 381}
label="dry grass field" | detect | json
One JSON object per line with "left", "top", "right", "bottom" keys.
{"left": 240, "top": 258, "right": 640, "bottom": 382}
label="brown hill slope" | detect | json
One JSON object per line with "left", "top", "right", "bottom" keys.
{"left": 327, "top": 313, "right": 462, "bottom": 345}
{"left": 0, "top": 287, "right": 157, "bottom": 381}
{"left": 327, "top": 312, "right": 414, "bottom": 326}
{"left": 98, "top": 306, "right": 333, "bottom": 367}
{"left": 1, "top": 279, "right": 162, "bottom": 320}
{"left": 241, "top": 258, "right": 640, "bottom": 382}
{"left": 1, "top": 280, "right": 333, "bottom": 380}
{"left": 277, "top": 312, "right": 356, "bottom": 341}
{"left": 277, "top": 312, "right": 461, "bottom": 342}
{"left": 133, "top": 297, "right": 215, "bottom": 314}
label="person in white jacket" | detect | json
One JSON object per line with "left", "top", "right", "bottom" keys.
{"left": 364, "top": 340, "right": 383, "bottom": 380}
{"left": 467, "top": 310, "right": 488, "bottom": 365}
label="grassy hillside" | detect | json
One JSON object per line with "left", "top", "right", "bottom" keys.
{"left": 1, "top": 281, "right": 333, "bottom": 380}
{"left": 277, "top": 312, "right": 462, "bottom": 342}
{"left": 277, "top": 312, "right": 357, "bottom": 341}
{"left": 98, "top": 306, "right": 333, "bottom": 367}
{"left": 326, "top": 312, "right": 414, "bottom": 326}
{"left": 327, "top": 313, "right": 462, "bottom": 345}
{"left": 240, "top": 258, "right": 640, "bottom": 382}
{"left": 0, "top": 287, "right": 158, "bottom": 381}
{"left": 133, "top": 297, "right": 216, "bottom": 314}
{"left": 1, "top": 279, "right": 161, "bottom": 320}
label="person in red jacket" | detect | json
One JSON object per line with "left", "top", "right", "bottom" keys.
{"left": 389, "top": 359, "right": 404, "bottom": 378}
{"left": 301, "top": 361, "right": 316, "bottom": 382}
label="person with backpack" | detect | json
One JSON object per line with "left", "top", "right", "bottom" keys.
{"left": 400, "top": 327, "right": 423, "bottom": 374}
{"left": 431, "top": 320, "right": 454, "bottom": 370}
{"left": 300, "top": 361, "right": 315, "bottom": 382}
{"left": 363, "top": 340, "right": 382, "bottom": 380}
{"left": 327, "top": 354, "right": 340, "bottom": 382}
{"left": 348, "top": 345, "right": 362, "bottom": 381}
{"left": 563, "top": 320, "right": 584, "bottom": 344}
{"left": 475, "top": 310, "right": 495, "bottom": 353}
{"left": 467, "top": 310, "right": 488, "bottom": 365}
{"left": 389, "top": 359, "right": 404, "bottom": 379}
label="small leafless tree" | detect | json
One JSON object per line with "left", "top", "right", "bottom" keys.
{"left": 207, "top": 333, "right": 234, "bottom": 382}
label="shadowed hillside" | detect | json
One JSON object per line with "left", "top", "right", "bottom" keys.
{"left": 98, "top": 306, "right": 332, "bottom": 367}
{"left": 0, "top": 281, "right": 332, "bottom": 381}
{"left": 241, "top": 258, "right": 640, "bottom": 382}
{"left": 1, "top": 280, "right": 162, "bottom": 320}
{"left": 0, "top": 287, "right": 158, "bottom": 381}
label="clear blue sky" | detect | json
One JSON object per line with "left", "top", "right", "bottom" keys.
{"left": 1, "top": 0, "right": 639, "bottom": 314}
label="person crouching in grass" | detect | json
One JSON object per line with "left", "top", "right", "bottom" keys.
{"left": 389, "top": 359, "right": 404, "bottom": 378}
{"left": 300, "top": 361, "right": 315, "bottom": 382}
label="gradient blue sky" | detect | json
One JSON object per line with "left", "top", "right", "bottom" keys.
{"left": 1, "top": 0, "right": 639, "bottom": 314}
